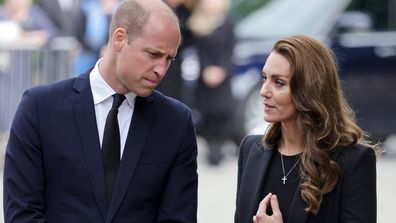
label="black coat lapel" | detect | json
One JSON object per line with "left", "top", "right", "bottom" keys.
{"left": 288, "top": 181, "right": 310, "bottom": 222}
{"left": 71, "top": 73, "right": 107, "bottom": 220}
{"left": 239, "top": 142, "right": 274, "bottom": 223}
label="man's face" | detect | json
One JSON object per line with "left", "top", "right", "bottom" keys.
{"left": 115, "top": 14, "right": 181, "bottom": 97}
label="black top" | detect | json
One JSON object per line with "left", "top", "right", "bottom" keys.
{"left": 262, "top": 149, "right": 301, "bottom": 223}
{"left": 236, "top": 135, "right": 377, "bottom": 223}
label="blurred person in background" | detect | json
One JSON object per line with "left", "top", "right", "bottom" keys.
{"left": 3, "top": 0, "right": 198, "bottom": 222}
{"left": 0, "top": 0, "right": 58, "bottom": 46}
{"left": 235, "top": 35, "right": 381, "bottom": 223}
{"left": 187, "top": 0, "right": 236, "bottom": 166}
{"left": 74, "top": 0, "right": 119, "bottom": 74}
{"left": 37, "top": 0, "right": 120, "bottom": 75}
{"left": 36, "top": 0, "right": 87, "bottom": 74}
{"left": 37, "top": 0, "right": 85, "bottom": 41}
{"left": 157, "top": 0, "right": 197, "bottom": 102}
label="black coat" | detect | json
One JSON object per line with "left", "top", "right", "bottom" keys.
{"left": 195, "top": 16, "right": 236, "bottom": 114}
{"left": 235, "top": 135, "right": 377, "bottom": 223}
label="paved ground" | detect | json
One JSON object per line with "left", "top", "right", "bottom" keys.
{"left": 0, "top": 137, "right": 395, "bottom": 223}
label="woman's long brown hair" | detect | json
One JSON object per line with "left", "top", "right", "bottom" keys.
{"left": 263, "top": 35, "right": 381, "bottom": 214}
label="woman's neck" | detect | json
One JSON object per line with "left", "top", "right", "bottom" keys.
{"left": 279, "top": 121, "right": 305, "bottom": 155}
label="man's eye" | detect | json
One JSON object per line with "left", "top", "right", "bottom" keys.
{"left": 147, "top": 51, "right": 160, "bottom": 58}
{"left": 167, "top": 56, "right": 175, "bottom": 63}
{"left": 149, "top": 52, "right": 157, "bottom": 57}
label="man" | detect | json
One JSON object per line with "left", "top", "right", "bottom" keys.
{"left": 3, "top": 0, "right": 198, "bottom": 222}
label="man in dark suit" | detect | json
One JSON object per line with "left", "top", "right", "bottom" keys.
{"left": 3, "top": 0, "right": 198, "bottom": 222}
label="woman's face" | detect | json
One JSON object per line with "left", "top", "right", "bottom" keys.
{"left": 260, "top": 51, "right": 297, "bottom": 124}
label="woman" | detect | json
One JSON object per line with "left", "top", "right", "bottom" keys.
{"left": 158, "top": 0, "right": 197, "bottom": 101}
{"left": 188, "top": 0, "right": 236, "bottom": 166}
{"left": 234, "top": 35, "right": 381, "bottom": 223}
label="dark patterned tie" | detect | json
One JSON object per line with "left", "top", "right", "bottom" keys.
{"left": 102, "top": 93, "right": 125, "bottom": 201}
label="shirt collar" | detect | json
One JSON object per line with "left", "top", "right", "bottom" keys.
{"left": 89, "top": 59, "right": 137, "bottom": 108}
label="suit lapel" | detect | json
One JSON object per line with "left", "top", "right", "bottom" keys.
{"left": 239, "top": 142, "right": 310, "bottom": 223}
{"left": 71, "top": 73, "right": 107, "bottom": 220}
{"left": 239, "top": 142, "right": 274, "bottom": 223}
{"left": 288, "top": 180, "right": 310, "bottom": 222}
{"left": 106, "top": 96, "right": 156, "bottom": 222}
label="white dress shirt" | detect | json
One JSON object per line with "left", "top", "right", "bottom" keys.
{"left": 89, "top": 59, "right": 136, "bottom": 158}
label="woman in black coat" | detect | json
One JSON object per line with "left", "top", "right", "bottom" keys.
{"left": 188, "top": 0, "right": 236, "bottom": 165}
{"left": 235, "top": 35, "right": 381, "bottom": 223}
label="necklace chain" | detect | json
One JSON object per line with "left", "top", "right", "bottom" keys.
{"left": 280, "top": 153, "right": 301, "bottom": 185}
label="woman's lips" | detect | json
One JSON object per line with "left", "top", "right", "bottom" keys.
{"left": 264, "top": 103, "right": 276, "bottom": 112}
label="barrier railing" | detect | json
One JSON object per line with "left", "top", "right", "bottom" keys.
{"left": 0, "top": 37, "right": 80, "bottom": 153}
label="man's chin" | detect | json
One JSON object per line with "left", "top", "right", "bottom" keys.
{"left": 136, "top": 88, "right": 154, "bottom": 97}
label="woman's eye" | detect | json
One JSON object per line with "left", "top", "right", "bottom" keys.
{"left": 275, "top": 80, "right": 285, "bottom": 87}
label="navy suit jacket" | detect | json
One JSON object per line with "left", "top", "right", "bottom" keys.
{"left": 235, "top": 135, "right": 377, "bottom": 223}
{"left": 4, "top": 71, "right": 198, "bottom": 223}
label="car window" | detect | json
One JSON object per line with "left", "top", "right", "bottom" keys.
{"left": 234, "top": 0, "right": 350, "bottom": 40}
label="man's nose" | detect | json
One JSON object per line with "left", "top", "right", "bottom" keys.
{"left": 154, "top": 59, "right": 169, "bottom": 77}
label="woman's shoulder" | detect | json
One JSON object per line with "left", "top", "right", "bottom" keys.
{"left": 336, "top": 143, "right": 376, "bottom": 157}
{"left": 238, "top": 135, "right": 269, "bottom": 156}
{"left": 240, "top": 135, "right": 263, "bottom": 149}
{"left": 331, "top": 144, "right": 376, "bottom": 171}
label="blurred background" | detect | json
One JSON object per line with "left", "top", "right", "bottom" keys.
{"left": 0, "top": 0, "right": 395, "bottom": 222}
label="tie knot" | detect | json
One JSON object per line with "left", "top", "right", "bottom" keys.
{"left": 112, "top": 94, "right": 125, "bottom": 109}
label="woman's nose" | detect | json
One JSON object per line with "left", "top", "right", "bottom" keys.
{"left": 259, "top": 81, "right": 271, "bottom": 98}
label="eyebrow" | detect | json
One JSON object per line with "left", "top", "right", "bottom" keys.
{"left": 147, "top": 48, "right": 177, "bottom": 59}
{"left": 262, "top": 72, "right": 290, "bottom": 79}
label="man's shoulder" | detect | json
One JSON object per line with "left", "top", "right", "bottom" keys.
{"left": 29, "top": 73, "right": 88, "bottom": 95}
{"left": 150, "top": 90, "right": 191, "bottom": 112}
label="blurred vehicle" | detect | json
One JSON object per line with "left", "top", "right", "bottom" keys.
{"left": 230, "top": 0, "right": 396, "bottom": 143}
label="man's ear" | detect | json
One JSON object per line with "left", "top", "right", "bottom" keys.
{"left": 112, "top": 28, "right": 128, "bottom": 51}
